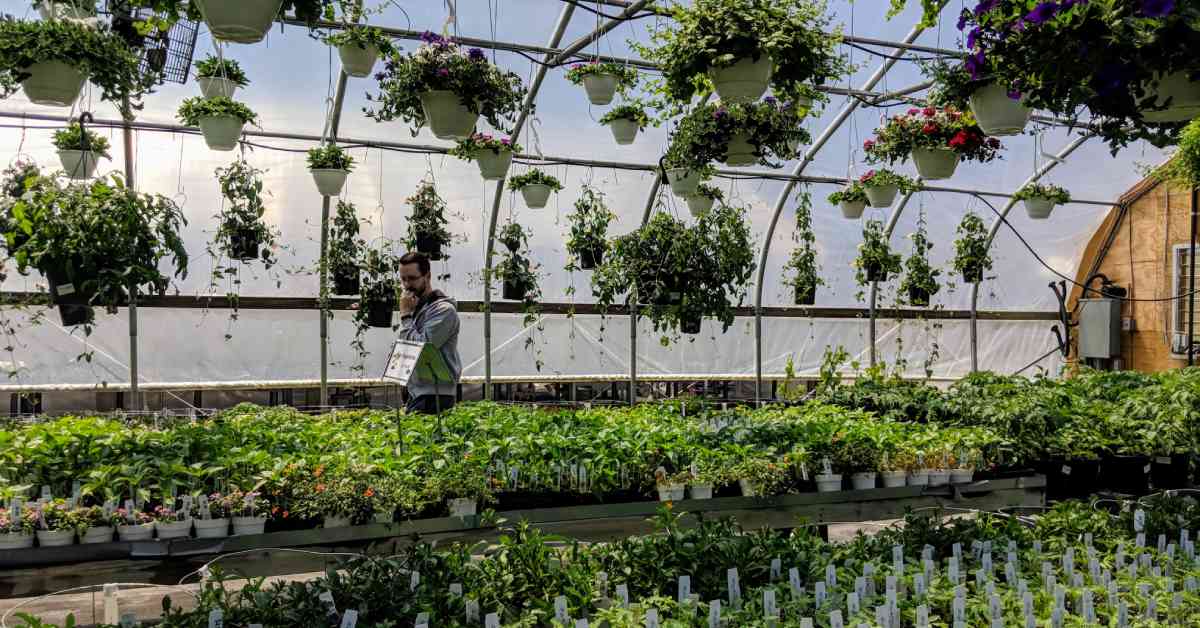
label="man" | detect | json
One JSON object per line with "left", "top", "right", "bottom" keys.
{"left": 397, "top": 251, "right": 461, "bottom": 414}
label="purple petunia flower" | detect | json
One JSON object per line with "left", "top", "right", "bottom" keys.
{"left": 1024, "top": 2, "right": 1059, "bottom": 24}
{"left": 974, "top": 0, "right": 1001, "bottom": 16}
{"left": 713, "top": 108, "right": 727, "bottom": 119}
{"left": 956, "top": 9, "right": 969, "bottom": 31}
{"left": 1138, "top": 0, "right": 1175, "bottom": 17}
{"left": 468, "top": 47, "right": 486, "bottom": 61}
{"left": 964, "top": 50, "right": 986, "bottom": 80}
{"left": 420, "top": 31, "right": 444, "bottom": 45}
{"left": 966, "top": 26, "right": 982, "bottom": 50}
{"left": 436, "top": 68, "right": 450, "bottom": 78}
{"left": 1094, "top": 63, "right": 1131, "bottom": 95}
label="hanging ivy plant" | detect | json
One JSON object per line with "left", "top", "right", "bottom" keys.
{"left": 664, "top": 101, "right": 810, "bottom": 172}
{"left": 781, "top": 188, "right": 821, "bottom": 306}
{"left": 953, "top": 212, "right": 992, "bottom": 284}
{"left": 565, "top": 185, "right": 615, "bottom": 274}
{"left": 210, "top": 159, "right": 279, "bottom": 331}
{"left": 404, "top": 179, "right": 453, "bottom": 261}
{"left": 853, "top": 218, "right": 902, "bottom": 297}
{"left": 899, "top": 213, "right": 941, "bottom": 307}
{"left": 328, "top": 200, "right": 364, "bottom": 295}
{"left": 350, "top": 245, "right": 401, "bottom": 372}
{"left": 492, "top": 221, "right": 544, "bottom": 370}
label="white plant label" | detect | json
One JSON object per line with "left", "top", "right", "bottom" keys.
{"left": 826, "top": 563, "right": 837, "bottom": 589}
{"left": 339, "top": 610, "right": 358, "bottom": 628}
{"left": 770, "top": 558, "right": 782, "bottom": 581}
{"left": 815, "top": 581, "right": 826, "bottom": 608}
{"left": 953, "top": 542, "right": 962, "bottom": 562}
{"left": 800, "top": 619, "right": 813, "bottom": 628}
{"left": 644, "top": 608, "right": 659, "bottom": 628}
{"left": 555, "top": 596, "right": 569, "bottom": 623}
{"left": 1135, "top": 509, "right": 1146, "bottom": 532}
{"left": 616, "top": 584, "right": 629, "bottom": 608}
{"left": 916, "top": 605, "right": 929, "bottom": 627}
{"left": 708, "top": 600, "right": 721, "bottom": 628}
{"left": 678, "top": 576, "right": 691, "bottom": 604}
{"left": 450, "top": 583, "right": 463, "bottom": 597}
{"left": 597, "top": 571, "right": 608, "bottom": 597}
{"left": 575, "top": 620, "right": 589, "bottom": 628}
{"left": 727, "top": 567, "right": 742, "bottom": 608}
{"left": 764, "top": 589, "right": 778, "bottom": 617}
{"left": 789, "top": 567, "right": 802, "bottom": 596}
{"left": 846, "top": 591, "right": 859, "bottom": 616}
{"left": 485, "top": 613, "right": 500, "bottom": 628}
{"left": 829, "top": 610, "right": 843, "bottom": 628}
{"left": 914, "top": 573, "right": 926, "bottom": 597}
{"left": 410, "top": 570, "right": 420, "bottom": 592}
{"left": 1005, "top": 562, "right": 1016, "bottom": 585}
{"left": 948, "top": 557, "right": 959, "bottom": 584}
{"left": 466, "top": 599, "right": 479, "bottom": 622}
{"left": 207, "top": 610, "right": 222, "bottom": 628}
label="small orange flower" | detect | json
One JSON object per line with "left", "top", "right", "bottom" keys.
{"left": 314, "top": 465, "right": 325, "bottom": 478}
{"left": 282, "top": 510, "right": 289, "bottom": 518}
{"left": 364, "top": 487, "right": 375, "bottom": 498}
{"left": 664, "top": 502, "right": 674, "bottom": 510}
{"left": 315, "top": 483, "right": 326, "bottom": 493}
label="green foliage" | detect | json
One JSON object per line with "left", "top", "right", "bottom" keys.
{"left": 213, "top": 159, "right": 276, "bottom": 267}
{"left": 864, "top": 105, "right": 1002, "bottom": 165}
{"left": 328, "top": 199, "right": 363, "bottom": 283}
{"left": 448, "top": 132, "right": 520, "bottom": 160}
{"left": 826, "top": 181, "right": 866, "bottom": 205}
{"left": 193, "top": 55, "right": 249, "bottom": 86}
{"left": 564, "top": 185, "right": 614, "bottom": 273}
{"left": 1161, "top": 118, "right": 1200, "bottom": 186}
{"left": 563, "top": 61, "right": 639, "bottom": 89}
{"left": 1013, "top": 182, "right": 1070, "bottom": 204}
{"left": 306, "top": 144, "right": 355, "bottom": 171}
{"left": 493, "top": 221, "right": 542, "bottom": 344}
{"left": 858, "top": 168, "right": 917, "bottom": 193}
{"left": 508, "top": 168, "right": 562, "bottom": 192}
{"left": 899, "top": 214, "right": 941, "bottom": 304}
{"left": 177, "top": 96, "right": 258, "bottom": 126}
{"left": 664, "top": 101, "right": 809, "bottom": 171}
{"left": 52, "top": 122, "right": 111, "bottom": 159}
{"left": 404, "top": 179, "right": 453, "bottom": 259}
{"left": 919, "top": 59, "right": 978, "bottom": 110}
{"left": 322, "top": 25, "right": 397, "bottom": 57}
{"left": 598, "top": 103, "right": 652, "bottom": 128}
{"left": 781, "top": 188, "right": 821, "bottom": 301}
{"left": 952, "top": 212, "right": 992, "bottom": 277}
{"left": 853, "top": 219, "right": 902, "bottom": 289}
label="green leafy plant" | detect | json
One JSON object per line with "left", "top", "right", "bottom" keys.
{"left": 858, "top": 168, "right": 916, "bottom": 193}
{"left": 664, "top": 100, "right": 810, "bottom": 171}
{"left": 322, "top": 25, "right": 397, "bottom": 57}
{"left": 952, "top": 212, "right": 992, "bottom": 282}
{"left": 694, "top": 183, "right": 724, "bottom": 202}
{"left": 349, "top": 245, "right": 401, "bottom": 370}
{"left": 1013, "top": 182, "right": 1070, "bottom": 204}
{"left": 899, "top": 215, "right": 941, "bottom": 306}
{"left": 193, "top": 55, "right": 249, "bottom": 86}
{"left": 827, "top": 181, "right": 866, "bottom": 205}
{"left": 782, "top": 188, "right": 822, "bottom": 303}
{"left": 213, "top": 159, "right": 277, "bottom": 267}
{"left": 919, "top": 60, "right": 978, "bottom": 111}
{"left": 493, "top": 221, "right": 544, "bottom": 367}
{"left": 563, "top": 61, "right": 638, "bottom": 89}
{"left": 507, "top": 168, "right": 562, "bottom": 192}
{"left": 448, "top": 132, "right": 520, "bottom": 160}
{"left": 327, "top": 199, "right": 363, "bottom": 289}
{"left": 853, "top": 218, "right": 901, "bottom": 290}
{"left": 52, "top": 122, "right": 111, "bottom": 158}
{"left": 306, "top": 144, "right": 355, "bottom": 171}
{"left": 564, "top": 185, "right": 614, "bottom": 272}
{"left": 598, "top": 103, "right": 652, "bottom": 129}
{"left": 177, "top": 96, "right": 259, "bottom": 126}
{"left": 404, "top": 179, "right": 453, "bottom": 260}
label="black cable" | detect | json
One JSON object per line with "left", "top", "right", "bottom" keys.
{"left": 841, "top": 41, "right": 958, "bottom": 63}
{"left": 556, "top": 0, "right": 661, "bottom": 22}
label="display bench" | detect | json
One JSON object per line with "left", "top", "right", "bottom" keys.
{"left": 0, "top": 475, "right": 1045, "bottom": 598}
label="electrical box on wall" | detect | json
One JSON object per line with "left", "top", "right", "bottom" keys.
{"left": 1079, "top": 299, "right": 1122, "bottom": 358}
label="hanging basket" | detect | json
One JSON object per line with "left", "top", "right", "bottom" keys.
{"left": 229, "top": 228, "right": 261, "bottom": 261}
{"left": 722, "top": 132, "right": 757, "bottom": 167}
{"left": 865, "top": 262, "right": 888, "bottom": 283}
{"left": 20, "top": 61, "right": 86, "bottom": 107}
{"left": 332, "top": 266, "right": 360, "bottom": 295}
{"left": 192, "top": 0, "right": 284, "bottom": 44}
{"left": 1143, "top": 71, "right": 1200, "bottom": 123}
{"left": 363, "top": 297, "right": 395, "bottom": 328}
{"left": 1023, "top": 197, "right": 1056, "bottom": 220}
{"left": 39, "top": 1, "right": 98, "bottom": 20}
{"left": 666, "top": 168, "right": 701, "bottom": 197}
{"left": 311, "top": 169, "right": 349, "bottom": 197}
{"left": 418, "top": 90, "right": 479, "bottom": 140}
{"left": 338, "top": 44, "right": 380, "bottom": 78}
{"left": 579, "top": 246, "right": 604, "bottom": 270}
{"left": 968, "top": 82, "right": 1031, "bottom": 136}
{"left": 607, "top": 118, "right": 639, "bottom": 145}
{"left": 476, "top": 149, "right": 513, "bottom": 180}
{"left": 911, "top": 148, "right": 960, "bottom": 180}
{"left": 686, "top": 195, "right": 715, "bottom": 218}
{"left": 519, "top": 184, "right": 552, "bottom": 209}
{"left": 58, "top": 149, "right": 100, "bottom": 180}
{"left": 581, "top": 73, "right": 619, "bottom": 106}
{"left": 45, "top": 268, "right": 95, "bottom": 326}
{"left": 198, "top": 77, "right": 237, "bottom": 100}
{"left": 707, "top": 55, "right": 772, "bottom": 104}
{"left": 840, "top": 200, "right": 866, "bottom": 219}
{"left": 198, "top": 115, "right": 245, "bottom": 151}
{"left": 502, "top": 280, "right": 526, "bottom": 301}
{"left": 908, "top": 286, "right": 931, "bottom": 307}
{"left": 680, "top": 313, "right": 702, "bottom": 335}
{"left": 961, "top": 264, "right": 984, "bottom": 284}
{"left": 864, "top": 184, "right": 898, "bottom": 208}
{"left": 794, "top": 284, "right": 816, "bottom": 306}
{"left": 414, "top": 233, "right": 444, "bottom": 260}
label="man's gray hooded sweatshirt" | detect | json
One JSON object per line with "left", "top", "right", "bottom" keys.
{"left": 398, "top": 290, "right": 461, "bottom": 396}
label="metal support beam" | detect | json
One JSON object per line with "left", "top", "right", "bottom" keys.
{"left": 122, "top": 108, "right": 138, "bottom": 410}
{"left": 968, "top": 132, "right": 1094, "bottom": 371}
{"left": 868, "top": 183, "right": 923, "bottom": 367}
{"left": 549, "top": 0, "right": 652, "bottom": 66}
{"left": 318, "top": 73, "right": 350, "bottom": 406}
{"left": 482, "top": 4, "right": 577, "bottom": 399}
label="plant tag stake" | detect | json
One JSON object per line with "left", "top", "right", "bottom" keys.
{"left": 727, "top": 568, "right": 742, "bottom": 609}
{"left": 450, "top": 583, "right": 463, "bottom": 597}
{"left": 485, "top": 613, "right": 500, "bottom": 628}
{"left": 789, "top": 567, "right": 802, "bottom": 596}
{"left": 1005, "top": 562, "right": 1016, "bottom": 585}
{"left": 678, "top": 576, "right": 691, "bottom": 604}
{"left": 854, "top": 576, "right": 866, "bottom": 601}
{"left": 1135, "top": 509, "right": 1145, "bottom": 532}
{"left": 914, "top": 573, "right": 926, "bottom": 597}
{"left": 597, "top": 571, "right": 609, "bottom": 598}
{"left": 923, "top": 558, "right": 933, "bottom": 584}
{"left": 1083, "top": 589, "right": 1095, "bottom": 622}
{"left": 800, "top": 619, "right": 813, "bottom": 628}
{"left": 846, "top": 592, "right": 859, "bottom": 616}
{"left": 1158, "top": 533, "right": 1167, "bottom": 553}
{"left": 829, "top": 610, "right": 843, "bottom": 628}
{"left": 825, "top": 563, "right": 837, "bottom": 590}
{"left": 339, "top": 610, "right": 358, "bottom": 628}
{"left": 815, "top": 581, "right": 826, "bottom": 608}
{"left": 616, "top": 584, "right": 629, "bottom": 608}
{"left": 952, "top": 542, "right": 962, "bottom": 563}
{"left": 466, "top": 599, "right": 480, "bottom": 623}
{"left": 708, "top": 600, "right": 721, "bottom": 628}
{"left": 644, "top": 608, "right": 659, "bottom": 628}
{"left": 317, "top": 591, "right": 339, "bottom": 627}
{"left": 874, "top": 606, "right": 887, "bottom": 628}
{"left": 892, "top": 545, "right": 903, "bottom": 573}
{"left": 410, "top": 570, "right": 420, "bottom": 592}
{"left": 770, "top": 558, "right": 782, "bottom": 581}
{"left": 575, "top": 620, "right": 588, "bottom": 628}
{"left": 764, "top": 589, "right": 778, "bottom": 618}
{"left": 207, "top": 610, "right": 222, "bottom": 628}
{"left": 948, "top": 557, "right": 959, "bottom": 585}
{"left": 1118, "top": 601, "right": 1128, "bottom": 627}
{"left": 555, "top": 596, "right": 569, "bottom": 623}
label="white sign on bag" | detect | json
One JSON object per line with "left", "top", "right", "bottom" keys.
{"left": 678, "top": 576, "right": 691, "bottom": 604}
{"left": 207, "top": 610, "right": 223, "bottom": 628}
{"left": 555, "top": 596, "right": 569, "bottom": 623}
{"left": 485, "top": 613, "right": 501, "bottom": 628}
{"left": 339, "top": 610, "right": 358, "bottom": 628}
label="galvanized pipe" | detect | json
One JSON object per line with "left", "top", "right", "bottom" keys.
{"left": 319, "top": 73, "right": 350, "bottom": 406}
{"left": 122, "top": 109, "right": 138, "bottom": 410}
{"left": 868, "top": 184, "right": 922, "bottom": 367}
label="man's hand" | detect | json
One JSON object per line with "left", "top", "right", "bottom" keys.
{"left": 398, "top": 291, "right": 419, "bottom": 316}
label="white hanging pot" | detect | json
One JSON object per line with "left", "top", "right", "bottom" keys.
{"left": 850, "top": 472, "right": 878, "bottom": 491}
{"left": 607, "top": 118, "right": 639, "bottom": 145}
{"left": 840, "top": 200, "right": 866, "bottom": 219}
{"left": 950, "top": 469, "right": 975, "bottom": 484}
{"left": 864, "top": 184, "right": 899, "bottom": 208}
{"left": 911, "top": 148, "right": 960, "bottom": 180}
{"left": 193, "top": 518, "right": 231, "bottom": 539}
{"left": 687, "top": 195, "right": 715, "bottom": 218}
{"left": 707, "top": 55, "right": 772, "bottom": 104}
{"left": 58, "top": 149, "right": 100, "bottom": 180}
{"left": 926, "top": 469, "right": 950, "bottom": 487}
{"left": 881, "top": 471, "right": 908, "bottom": 488}
{"left": 815, "top": 473, "right": 843, "bottom": 493}
{"left": 657, "top": 483, "right": 687, "bottom": 501}
{"left": 418, "top": 90, "right": 479, "bottom": 140}
{"left": 338, "top": 43, "right": 380, "bottom": 79}
{"left": 968, "top": 82, "right": 1031, "bottom": 136}
{"left": 81, "top": 526, "right": 114, "bottom": 544}
{"left": 1023, "top": 197, "right": 1056, "bottom": 220}
{"left": 39, "top": 1, "right": 98, "bottom": 20}
{"left": 36, "top": 529, "right": 75, "bottom": 547}
{"left": 907, "top": 470, "right": 930, "bottom": 487}
{"left": 198, "top": 115, "right": 244, "bottom": 151}
{"left": 723, "top": 132, "right": 757, "bottom": 167}
{"left": 476, "top": 149, "right": 513, "bottom": 180}
{"left": 232, "top": 516, "right": 267, "bottom": 536}
{"left": 20, "top": 61, "right": 86, "bottom": 107}
{"left": 192, "top": 0, "right": 284, "bottom": 44}
{"left": 666, "top": 168, "right": 702, "bottom": 197}
{"left": 117, "top": 523, "right": 154, "bottom": 541}
{"left": 324, "top": 514, "right": 352, "bottom": 528}
{"left": 689, "top": 483, "right": 713, "bottom": 499}
{"left": 1143, "top": 71, "right": 1200, "bottom": 123}
{"left": 519, "top": 184, "right": 552, "bottom": 209}
{"left": 155, "top": 519, "right": 192, "bottom": 540}
{"left": 581, "top": 73, "right": 620, "bottom": 106}
{"left": 0, "top": 532, "right": 33, "bottom": 550}
{"left": 197, "top": 76, "right": 237, "bottom": 100}
{"left": 448, "top": 497, "right": 477, "bottom": 517}
{"left": 737, "top": 479, "right": 760, "bottom": 497}
{"left": 311, "top": 169, "right": 349, "bottom": 197}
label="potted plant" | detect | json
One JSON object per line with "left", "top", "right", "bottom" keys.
{"left": 666, "top": 101, "right": 806, "bottom": 170}
{"left": 687, "top": 184, "right": 723, "bottom": 217}
{"left": 922, "top": 60, "right": 1031, "bottom": 137}
{"left": 188, "top": 0, "right": 286, "bottom": 43}
{"left": 228, "top": 490, "right": 270, "bottom": 536}
{"left": 177, "top": 96, "right": 258, "bottom": 151}
{"left": 35, "top": 499, "right": 77, "bottom": 547}
{"left": 0, "top": 506, "right": 36, "bottom": 550}
{"left": 189, "top": 493, "right": 230, "bottom": 539}
{"left": 214, "top": 159, "right": 277, "bottom": 264}
{"left": 899, "top": 219, "right": 940, "bottom": 307}
{"left": 565, "top": 185, "right": 614, "bottom": 271}
{"left": 328, "top": 200, "right": 363, "bottom": 295}
{"left": 661, "top": 155, "right": 712, "bottom": 199}
{"left": 729, "top": 457, "right": 787, "bottom": 498}
{"left": 1013, "top": 182, "right": 1070, "bottom": 220}
{"left": 307, "top": 143, "right": 355, "bottom": 197}
{"left": 858, "top": 169, "right": 915, "bottom": 209}
{"left": 827, "top": 182, "right": 867, "bottom": 220}
{"left": 495, "top": 221, "right": 540, "bottom": 303}
{"left": 404, "top": 179, "right": 453, "bottom": 261}
{"left": 782, "top": 189, "right": 821, "bottom": 305}
{"left": 324, "top": 26, "right": 395, "bottom": 79}
{"left": 653, "top": 467, "right": 688, "bottom": 502}
{"left": 52, "top": 121, "right": 110, "bottom": 180}
{"left": 436, "top": 458, "right": 492, "bottom": 517}
{"left": 36, "top": 0, "right": 96, "bottom": 20}
{"left": 507, "top": 168, "right": 562, "bottom": 209}
{"left": 356, "top": 247, "right": 400, "bottom": 329}
{"left": 853, "top": 219, "right": 902, "bottom": 285}
{"left": 115, "top": 506, "right": 154, "bottom": 541}
{"left": 599, "top": 103, "right": 650, "bottom": 145}
{"left": 953, "top": 212, "right": 991, "bottom": 284}
{"left": 564, "top": 61, "right": 638, "bottom": 106}
{"left": 367, "top": 32, "right": 526, "bottom": 140}
{"left": 194, "top": 55, "right": 249, "bottom": 100}
{"left": 449, "top": 133, "right": 518, "bottom": 181}
{"left": 77, "top": 505, "right": 119, "bottom": 544}
{"left": 152, "top": 503, "right": 191, "bottom": 540}
{"left": 864, "top": 106, "right": 1002, "bottom": 181}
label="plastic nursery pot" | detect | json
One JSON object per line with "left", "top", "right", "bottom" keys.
{"left": 666, "top": 168, "right": 702, "bottom": 197}
{"left": 475, "top": 149, "right": 513, "bottom": 181}
{"left": 117, "top": 523, "right": 154, "bottom": 541}
{"left": 229, "top": 228, "right": 261, "bottom": 261}
{"left": 519, "top": 183, "right": 553, "bottom": 209}
{"left": 36, "top": 529, "right": 75, "bottom": 547}
{"left": 0, "top": 532, "right": 33, "bottom": 550}
{"left": 193, "top": 518, "right": 230, "bottom": 539}
{"left": 332, "top": 266, "right": 361, "bottom": 295}
{"left": 706, "top": 55, "right": 772, "bottom": 104}
{"left": 414, "top": 233, "right": 444, "bottom": 261}
{"left": 1023, "top": 197, "right": 1056, "bottom": 220}
{"left": 961, "top": 264, "right": 984, "bottom": 285}
{"left": 907, "top": 470, "right": 929, "bottom": 486}
{"left": 311, "top": 169, "right": 349, "bottom": 197}
{"left": 1152, "top": 453, "right": 1191, "bottom": 490}
{"left": 722, "top": 132, "right": 757, "bottom": 167}
{"left": 687, "top": 194, "right": 715, "bottom": 218}
{"left": 198, "top": 115, "right": 245, "bottom": 151}
{"left": 656, "top": 483, "right": 686, "bottom": 502}
{"left": 232, "top": 516, "right": 267, "bottom": 536}
{"left": 840, "top": 200, "right": 866, "bottom": 220}
{"left": 1099, "top": 454, "right": 1150, "bottom": 495}
{"left": 448, "top": 497, "right": 477, "bottom": 517}
{"left": 20, "top": 61, "right": 86, "bottom": 107}
{"left": 155, "top": 519, "right": 192, "bottom": 540}
{"left": 364, "top": 297, "right": 395, "bottom": 328}
{"left": 323, "top": 514, "right": 351, "bottom": 528}
{"left": 58, "top": 149, "right": 100, "bottom": 180}
{"left": 950, "top": 469, "right": 975, "bottom": 484}
{"left": 737, "top": 479, "right": 761, "bottom": 497}
{"left": 374, "top": 510, "right": 394, "bottom": 524}
{"left": 607, "top": 118, "right": 639, "bottom": 145}
{"left": 1142, "top": 71, "right": 1200, "bottom": 123}
{"left": 815, "top": 473, "right": 843, "bottom": 493}
{"left": 681, "top": 313, "right": 703, "bottom": 335}
{"left": 911, "top": 148, "right": 960, "bottom": 180}
{"left": 908, "top": 287, "right": 931, "bottom": 307}
{"left": 864, "top": 184, "right": 899, "bottom": 208}
{"left": 850, "top": 472, "right": 877, "bottom": 491}
{"left": 198, "top": 77, "right": 237, "bottom": 100}
{"left": 39, "top": 1, "right": 97, "bottom": 19}
{"left": 579, "top": 246, "right": 604, "bottom": 270}
{"left": 794, "top": 284, "right": 816, "bottom": 306}
{"left": 881, "top": 471, "right": 908, "bottom": 488}
{"left": 968, "top": 82, "right": 1032, "bottom": 136}
{"left": 418, "top": 90, "right": 479, "bottom": 141}
{"left": 1039, "top": 458, "right": 1100, "bottom": 501}
{"left": 926, "top": 469, "right": 950, "bottom": 487}
{"left": 865, "top": 262, "right": 888, "bottom": 283}
{"left": 502, "top": 280, "right": 526, "bottom": 301}
{"left": 581, "top": 73, "right": 620, "bottom": 106}
{"left": 192, "top": 0, "right": 285, "bottom": 44}
{"left": 337, "top": 43, "right": 380, "bottom": 79}
{"left": 44, "top": 268, "right": 95, "bottom": 327}
{"left": 81, "top": 526, "right": 114, "bottom": 544}
{"left": 689, "top": 483, "right": 713, "bottom": 499}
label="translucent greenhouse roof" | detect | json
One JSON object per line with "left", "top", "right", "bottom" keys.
{"left": 0, "top": 0, "right": 1172, "bottom": 397}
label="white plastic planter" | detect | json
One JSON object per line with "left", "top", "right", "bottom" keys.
{"left": 689, "top": 484, "right": 713, "bottom": 499}
{"left": 476, "top": 150, "right": 513, "bottom": 181}
{"left": 36, "top": 529, "right": 75, "bottom": 547}
{"left": 1023, "top": 197, "right": 1056, "bottom": 220}
{"left": 907, "top": 470, "right": 930, "bottom": 487}
{"left": 738, "top": 479, "right": 761, "bottom": 497}
{"left": 950, "top": 469, "right": 975, "bottom": 484}
{"left": 311, "top": 169, "right": 349, "bottom": 197}
{"left": 519, "top": 184, "right": 552, "bottom": 209}
{"left": 338, "top": 44, "right": 380, "bottom": 79}
{"left": 117, "top": 523, "right": 154, "bottom": 541}
{"left": 193, "top": 518, "right": 231, "bottom": 539}
{"left": 881, "top": 471, "right": 908, "bottom": 488}
{"left": 198, "top": 115, "right": 245, "bottom": 151}
{"left": 707, "top": 55, "right": 772, "bottom": 104}
{"left": 723, "top": 132, "right": 757, "bottom": 167}
{"left": 607, "top": 118, "right": 639, "bottom": 145}
{"left": 657, "top": 483, "right": 686, "bottom": 501}
{"left": 850, "top": 472, "right": 877, "bottom": 491}
{"left": 39, "top": 1, "right": 98, "bottom": 20}
{"left": 667, "top": 168, "right": 702, "bottom": 197}
{"left": 418, "top": 90, "right": 479, "bottom": 140}
{"left": 198, "top": 77, "right": 237, "bottom": 100}
{"left": 926, "top": 469, "right": 950, "bottom": 487}
{"left": 864, "top": 184, "right": 898, "bottom": 208}
{"left": 58, "top": 149, "right": 100, "bottom": 180}
{"left": 155, "top": 519, "right": 192, "bottom": 540}
{"left": 1143, "top": 71, "right": 1200, "bottom": 123}
{"left": 815, "top": 473, "right": 843, "bottom": 493}
{"left": 687, "top": 195, "right": 715, "bottom": 218}
{"left": 20, "top": 61, "right": 86, "bottom": 107}
{"left": 448, "top": 498, "right": 477, "bottom": 517}
{"left": 968, "top": 82, "right": 1031, "bottom": 136}
{"left": 81, "top": 526, "right": 114, "bottom": 544}
{"left": 581, "top": 73, "right": 620, "bottom": 106}
{"left": 324, "top": 514, "right": 352, "bottom": 528}
{"left": 192, "top": 0, "right": 284, "bottom": 44}
{"left": 840, "top": 200, "right": 866, "bottom": 219}
{"left": 232, "top": 516, "right": 267, "bottom": 536}
{"left": 0, "top": 532, "right": 33, "bottom": 550}
{"left": 374, "top": 511, "right": 393, "bottom": 524}
{"left": 911, "top": 148, "right": 960, "bottom": 180}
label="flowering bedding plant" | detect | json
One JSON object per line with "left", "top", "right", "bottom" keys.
{"left": 0, "top": 507, "right": 37, "bottom": 534}
{"left": 115, "top": 507, "right": 153, "bottom": 526}
{"left": 863, "top": 106, "right": 1002, "bottom": 165}
{"left": 859, "top": 168, "right": 918, "bottom": 193}
{"left": 448, "top": 133, "right": 521, "bottom": 160}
